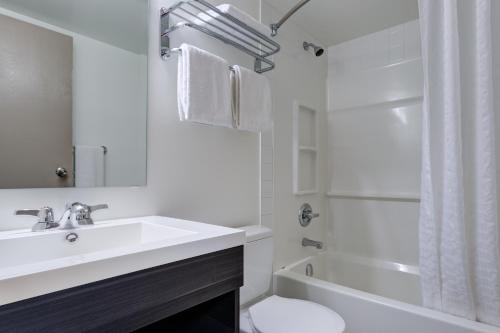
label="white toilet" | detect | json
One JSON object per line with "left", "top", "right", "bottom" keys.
{"left": 239, "top": 225, "right": 345, "bottom": 333}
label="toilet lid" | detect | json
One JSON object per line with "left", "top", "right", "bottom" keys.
{"left": 248, "top": 296, "right": 345, "bottom": 333}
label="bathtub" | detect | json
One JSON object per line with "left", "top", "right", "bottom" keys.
{"left": 274, "top": 252, "right": 500, "bottom": 333}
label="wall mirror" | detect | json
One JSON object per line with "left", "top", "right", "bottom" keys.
{"left": 0, "top": 0, "right": 148, "bottom": 188}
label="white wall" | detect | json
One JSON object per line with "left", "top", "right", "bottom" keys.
{"left": 327, "top": 20, "right": 422, "bottom": 266}
{"left": 73, "top": 35, "right": 147, "bottom": 187}
{"left": 0, "top": 0, "right": 260, "bottom": 231}
{"left": 261, "top": 1, "right": 328, "bottom": 269}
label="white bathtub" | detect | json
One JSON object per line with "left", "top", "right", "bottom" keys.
{"left": 274, "top": 252, "right": 500, "bottom": 333}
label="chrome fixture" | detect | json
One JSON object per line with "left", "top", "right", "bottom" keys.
{"left": 67, "top": 202, "right": 108, "bottom": 226}
{"left": 15, "top": 202, "right": 108, "bottom": 231}
{"left": 160, "top": 0, "right": 280, "bottom": 73}
{"left": 303, "top": 42, "right": 324, "bottom": 57}
{"left": 306, "top": 263, "right": 314, "bottom": 277}
{"left": 302, "top": 237, "right": 323, "bottom": 249}
{"left": 55, "top": 167, "right": 68, "bottom": 178}
{"left": 166, "top": 48, "right": 236, "bottom": 73}
{"left": 65, "top": 232, "right": 79, "bottom": 243}
{"left": 59, "top": 202, "right": 109, "bottom": 230}
{"left": 298, "top": 203, "right": 319, "bottom": 227}
{"left": 15, "top": 207, "right": 59, "bottom": 232}
{"left": 270, "top": 0, "right": 311, "bottom": 37}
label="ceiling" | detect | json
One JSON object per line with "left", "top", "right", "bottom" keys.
{"left": 266, "top": 0, "right": 419, "bottom": 47}
{"left": 0, "top": 0, "right": 148, "bottom": 54}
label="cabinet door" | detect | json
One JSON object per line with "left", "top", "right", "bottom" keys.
{"left": 0, "top": 13, "right": 73, "bottom": 188}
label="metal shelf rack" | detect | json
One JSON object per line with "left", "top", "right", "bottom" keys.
{"left": 160, "top": 0, "right": 280, "bottom": 73}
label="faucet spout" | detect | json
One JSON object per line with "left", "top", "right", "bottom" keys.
{"left": 58, "top": 207, "right": 77, "bottom": 230}
{"left": 302, "top": 237, "right": 323, "bottom": 249}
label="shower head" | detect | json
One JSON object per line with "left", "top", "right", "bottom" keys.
{"left": 303, "top": 42, "right": 324, "bottom": 57}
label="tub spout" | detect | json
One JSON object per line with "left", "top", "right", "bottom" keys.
{"left": 302, "top": 237, "right": 323, "bottom": 249}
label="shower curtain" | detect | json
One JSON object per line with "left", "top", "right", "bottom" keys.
{"left": 418, "top": 0, "right": 500, "bottom": 326}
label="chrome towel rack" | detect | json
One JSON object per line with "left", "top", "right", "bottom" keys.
{"left": 160, "top": 0, "right": 280, "bottom": 73}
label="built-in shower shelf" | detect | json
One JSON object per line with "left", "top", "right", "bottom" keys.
{"left": 160, "top": 0, "right": 280, "bottom": 73}
{"left": 293, "top": 101, "right": 319, "bottom": 195}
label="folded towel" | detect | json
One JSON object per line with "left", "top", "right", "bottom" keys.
{"left": 177, "top": 43, "right": 233, "bottom": 128}
{"left": 211, "top": 4, "right": 270, "bottom": 36}
{"left": 74, "top": 145, "right": 105, "bottom": 187}
{"left": 232, "top": 65, "right": 272, "bottom": 132}
{"left": 196, "top": 4, "right": 270, "bottom": 48}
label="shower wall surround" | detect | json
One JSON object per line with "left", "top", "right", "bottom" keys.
{"left": 327, "top": 20, "right": 423, "bottom": 267}
{"left": 0, "top": 0, "right": 261, "bottom": 230}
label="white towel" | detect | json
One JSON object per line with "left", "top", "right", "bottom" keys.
{"left": 177, "top": 43, "right": 233, "bottom": 128}
{"left": 74, "top": 145, "right": 105, "bottom": 187}
{"left": 197, "top": 4, "right": 270, "bottom": 37}
{"left": 232, "top": 65, "right": 272, "bottom": 132}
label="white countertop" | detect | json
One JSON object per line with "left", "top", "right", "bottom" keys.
{"left": 0, "top": 216, "right": 245, "bottom": 306}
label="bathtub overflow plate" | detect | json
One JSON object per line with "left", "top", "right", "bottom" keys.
{"left": 306, "top": 263, "right": 314, "bottom": 277}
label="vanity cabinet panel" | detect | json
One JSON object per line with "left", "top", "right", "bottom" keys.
{"left": 0, "top": 246, "right": 243, "bottom": 333}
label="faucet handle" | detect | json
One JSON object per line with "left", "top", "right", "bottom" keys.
{"left": 15, "top": 207, "right": 58, "bottom": 231}
{"left": 298, "top": 203, "right": 319, "bottom": 227}
{"left": 15, "top": 207, "right": 54, "bottom": 222}
{"left": 68, "top": 203, "right": 108, "bottom": 226}
{"left": 15, "top": 209, "right": 40, "bottom": 217}
{"left": 89, "top": 204, "right": 109, "bottom": 212}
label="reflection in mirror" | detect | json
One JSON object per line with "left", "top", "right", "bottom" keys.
{"left": 0, "top": 0, "right": 148, "bottom": 188}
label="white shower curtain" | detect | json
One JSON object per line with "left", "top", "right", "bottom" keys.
{"left": 419, "top": 0, "right": 500, "bottom": 326}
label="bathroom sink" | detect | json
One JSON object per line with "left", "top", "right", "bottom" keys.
{"left": 0, "top": 221, "right": 195, "bottom": 269}
{"left": 0, "top": 216, "right": 245, "bottom": 306}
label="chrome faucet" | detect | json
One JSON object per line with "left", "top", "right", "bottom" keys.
{"left": 63, "top": 202, "right": 109, "bottom": 227}
{"left": 15, "top": 202, "right": 108, "bottom": 231}
{"left": 57, "top": 202, "right": 109, "bottom": 230}
{"left": 302, "top": 237, "right": 323, "bottom": 249}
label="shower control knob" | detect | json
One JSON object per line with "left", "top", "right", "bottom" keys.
{"left": 298, "top": 203, "right": 319, "bottom": 227}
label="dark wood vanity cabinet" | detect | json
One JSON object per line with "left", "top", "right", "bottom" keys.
{"left": 0, "top": 246, "right": 243, "bottom": 333}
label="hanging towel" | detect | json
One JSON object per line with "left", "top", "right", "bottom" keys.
{"left": 74, "top": 145, "right": 105, "bottom": 187}
{"left": 231, "top": 65, "right": 272, "bottom": 132}
{"left": 177, "top": 43, "right": 233, "bottom": 128}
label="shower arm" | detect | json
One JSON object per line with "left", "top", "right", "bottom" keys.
{"left": 270, "top": 0, "right": 311, "bottom": 37}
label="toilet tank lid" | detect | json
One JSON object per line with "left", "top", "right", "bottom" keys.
{"left": 238, "top": 225, "right": 273, "bottom": 242}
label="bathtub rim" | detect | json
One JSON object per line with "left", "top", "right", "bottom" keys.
{"left": 274, "top": 268, "right": 500, "bottom": 333}
{"left": 283, "top": 251, "right": 420, "bottom": 276}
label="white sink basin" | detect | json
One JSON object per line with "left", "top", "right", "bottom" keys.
{"left": 0, "top": 216, "right": 245, "bottom": 306}
{"left": 0, "top": 221, "right": 195, "bottom": 269}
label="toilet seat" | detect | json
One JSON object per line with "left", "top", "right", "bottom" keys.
{"left": 246, "top": 296, "right": 345, "bottom": 333}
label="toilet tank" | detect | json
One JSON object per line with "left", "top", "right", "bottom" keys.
{"left": 239, "top": 225, "right": 273, "bottom": 306}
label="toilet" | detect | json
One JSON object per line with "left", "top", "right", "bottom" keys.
{"left": 239, "top": 225, "right": 345, "bottom": 333}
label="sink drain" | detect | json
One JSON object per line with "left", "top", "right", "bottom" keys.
{"left": 66, "top": 232, "right": 79, "bottom": 243}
